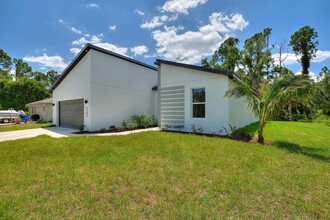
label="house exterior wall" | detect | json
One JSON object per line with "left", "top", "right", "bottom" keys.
{"left": 159, "top": 64, "right": 230, "bottom": 135}
{"left": 52, "top": 52, "right": 92, "bottom": 129}
{"left": 28, "top": 104, "right": 53, "bottom": 121}
{"left": 88, "top": 50, "right": 157, "bottom": 130}
{"left": 228, "top": 82, "right": 258, "bottom": 130}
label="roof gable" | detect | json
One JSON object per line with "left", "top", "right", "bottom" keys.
{"left": 49, "top": 44, "right": 157, "bottom": 92}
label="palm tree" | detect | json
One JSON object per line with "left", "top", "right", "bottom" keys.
{"left": 226, "top": 74, "right": 310, "bottom": 144}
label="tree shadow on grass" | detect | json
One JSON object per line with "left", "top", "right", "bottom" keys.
{"left": 274, "top": 141, "right": 330, "bottom": 162}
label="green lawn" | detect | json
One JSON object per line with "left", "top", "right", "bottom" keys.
{"left": 0, "top": 122, "right": 54, "bottom": 132}
{"left": 0, "top": 121, "right": 329, "bottom": 219}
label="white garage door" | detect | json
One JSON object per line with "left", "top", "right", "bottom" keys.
{"left": 59, "top": 99, "right": 84, "bottom": 128}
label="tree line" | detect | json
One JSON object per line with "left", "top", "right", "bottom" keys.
{"left": 202, "top": 26, "right": 330, "bottom": 144}
{"left": 0, "top": 49, "right": 61, "bottom": 110}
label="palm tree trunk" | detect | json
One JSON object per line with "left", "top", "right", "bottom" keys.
{"left": 288, "top": 103, "right": 293, "bottom": 121}
{"left": 258, "top": 121, "right": 265, "bottom": 144}
{"left": 258, "top": 111, "right": 266, "bottom": 144}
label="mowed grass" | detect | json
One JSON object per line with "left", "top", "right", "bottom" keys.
{"left": 0, "top": 121, "right": 329, "bottom": 219}
{"left": 0, "top": 122, "right": 54, "bottom": 132}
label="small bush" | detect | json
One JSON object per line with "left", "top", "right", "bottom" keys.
{"left": 79, "top": 124, "right": 86, "bottom": 132}
{"left": 127, "top": 119, "right": 138, "bottom": 129}
{"left": 191, "top": 124, "right": 203, "bottom": 134}
{"left": 108, "top": 125, "right": 117, "bottom": 131}
{"left": 130, "top": 114, "right": 153, "bottom": 128}
{"left": 99, "top": 128, "right": 107, "bottom": 132}
{"left": 120, "top": 120, "right": 128, "bottom": 130}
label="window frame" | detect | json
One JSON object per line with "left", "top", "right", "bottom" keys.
{"left": 191, "top": 87, "right": 206, "bottom": 118}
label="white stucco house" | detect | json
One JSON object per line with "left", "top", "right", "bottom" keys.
{"left": 49, "top": 44, "right": 256, "bottom": 134}
{"left": 26, "top": 98, "right": 53, "bottom": 122}
{"left": 155, "top": 59, "right": 257, "bottom": 135}
{"left": 49, "top": 44, "right": 158, "bottom": 130}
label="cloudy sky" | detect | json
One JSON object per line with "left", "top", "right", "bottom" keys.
{"left": 1, "top": 0, "right": 330, "bottom": 77}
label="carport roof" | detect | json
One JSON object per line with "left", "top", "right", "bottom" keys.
{"left": 49, "top": 44, "right": 157, "bottom": 92}
{"left": 26, "top": 98, "right": 53, "bottom": 107}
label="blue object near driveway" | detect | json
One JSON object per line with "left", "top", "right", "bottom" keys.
{"left": 20, "top": 114, "right": 29, "bottom": 123}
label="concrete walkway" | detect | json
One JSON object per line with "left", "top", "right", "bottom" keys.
{"left": 0, "top": 127, "right": 160, "bottom": 142}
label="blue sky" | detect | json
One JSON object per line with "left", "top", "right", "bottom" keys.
{"left": 1, "top": 0, "right": 330, "bottom": 78}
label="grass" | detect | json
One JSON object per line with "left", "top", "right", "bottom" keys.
{"left": 0, "top": 121, "right": 329, "bottom": 219}
{"left": 0, "top": 122, "right": 54, "bottom": 132}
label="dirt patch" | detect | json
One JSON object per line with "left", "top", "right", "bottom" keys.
{"left": 231, "top": 134, "right": 273, "bottom": 145}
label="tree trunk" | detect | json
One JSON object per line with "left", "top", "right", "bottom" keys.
{"left": 258, "top": 120, "right": 265, "bottom": 144}
{"left": 288, "top": 103, "right": 293, "bottom": 121}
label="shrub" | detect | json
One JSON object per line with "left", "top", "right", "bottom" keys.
{"left": 130, "top": 114, "right": 153, "bottom": 128}
{"left": 99, "top": 128, "right": 107, "bottom": 132}
{"left": 120, "top": 120, "right": 128, "bottom": 130}
{"left": 191, "top": 124, "right": 203, "bottom": 134}
{"left": 79, "top": 124, "right": 86, "bottom": 132}
{"left": 127, "top": 119, "right": 138, "bottom": 129}
{"left": 108, "top": 125, "right": 117, "bottom": 131}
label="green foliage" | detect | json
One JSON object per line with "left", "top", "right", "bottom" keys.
{"left": 79, "top": 124, "right": 86, "bottom": 132}
{"left": 46, "top": 70, "right": 60, "bottom": 86}
{"left": 225, "top": 28, "right": 310, "bottom": 143}
{"left": 127, "top": 118, "right": 138, "bottom": 129}
{"left": 108, "top": 125, "right": 117, "bottom": 131}
{"left": 312, "top": 67, "right": 330, "bottom": 116}
{"left": 0, "top": 77, "right": 50, "bottom": 110}
{"left": 30, "top": 71, "right": 49, "bottom": 84}
{"left": 0, "top": 48, "right": 13, "bottom": 79}
{"left": 13, "top": 58, "right": 32, "bottom": 79}
{"left": 202, "top": 37, "right": 240, "bottom": 72}
{"left": 190, "top": 124, "right": 204, "bottom": 134}
{"left": 120, "top": 120, "right": 128, "bottom": 130}
{"left": 290, "top": 26, "right": 318, "bottom": 75}
{"left": 99, "top": 128, "right": 107, "bottom": 132}
{"left": 130, "top": 114, "right": 153, "bottom": 128}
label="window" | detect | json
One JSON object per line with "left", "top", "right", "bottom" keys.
{"left": 192, "top": 88, "right": 205, "bottom": 118}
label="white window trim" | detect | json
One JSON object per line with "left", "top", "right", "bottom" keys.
{"left": 191, "top": 87, "right": 206, "bottom": 119}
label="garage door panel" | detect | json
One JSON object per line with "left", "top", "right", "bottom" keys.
{"left": 59, "top": 99, "right": 84, "bottom": 128}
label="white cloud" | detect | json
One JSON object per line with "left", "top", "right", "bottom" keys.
{"left": 131, "top": 45, "right": 149, "bottom": 56}
{"left": 200, "top": 12, "right": 249, "bottom": 34}
{"left": 296, "top": 70, "right": 318, "bottom": 82}
{"left": 109, "top": 25, "right": 116, "bottom": 31}
{"left": 313, "top": 50, "right": 330, "bottom": 63}
{"left": 151, "top": 12, "right": 248, "bottom": 64}
{"left": 86, "top": 3, "right": 100, "bottom": 9}
{"left": 161, "top": 0, "right": 207, "bottom": 14}
{"left": 71, "top": 35, "right": 128, "bottom": 57}
{"left": 141, "top": 16, "right": 166, "bottom": 29}
{"left": 273, "top": 50, "right": 330, "bottom": 66}
{"left": 58, "top": 19, "right": 83, "bottom": 35}
{"left": 140, "top": 15, "right": 178, "bottom": 29}
{"left": 135, "top": 9, "right": 145, "bottom": 16}
{"left": 69, "top": 48, "right": 82, "bottom": 56}
{"left": 71, "top": 27, "right": 82, "bottom": 35}
{"left": 35, "top": 48, "right": 47, "bottom": 53}
{"left": 272, "top": 53, "right": 298, "bottom": 66}
{"left": 23, "top": 54, "right": 67, "bottom": 71}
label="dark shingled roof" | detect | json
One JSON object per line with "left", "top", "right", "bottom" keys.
{"left": 155, "top": 59, "right": 235, "bottom": 78}
{"left": 49, "top": 44, "right": 157, "bottom": 92}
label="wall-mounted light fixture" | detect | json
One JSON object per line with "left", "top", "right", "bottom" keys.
{"left": 52, "top": 103, "right": 55, "bottom": 106}
{"left": 85, "top": 100, "right": 88, "bottom": 104}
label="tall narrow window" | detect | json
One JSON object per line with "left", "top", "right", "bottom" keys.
{"left": 192, "top": 88, "right": 205, "bottom": 118}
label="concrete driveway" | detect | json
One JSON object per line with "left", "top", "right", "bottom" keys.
{"left": 0, "top": 127, "right": 79, "bottom": 142}
{"left": 0, "top": 127, "right": 160, "bottom": 143}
